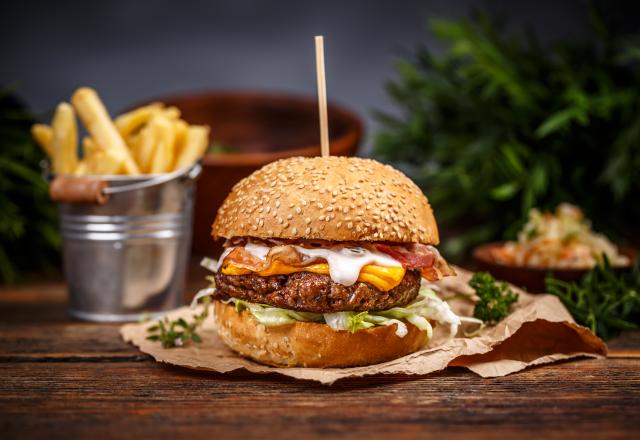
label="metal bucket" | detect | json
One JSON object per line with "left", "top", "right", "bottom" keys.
{"left": 56, "top": 164, "right": 201, "bottom": 322}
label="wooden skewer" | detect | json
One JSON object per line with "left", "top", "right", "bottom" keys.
{"left": 315, "top": 35, "right": 330, "bottom": 157}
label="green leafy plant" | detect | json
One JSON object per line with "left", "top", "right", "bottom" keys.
{"left": 469, "top": 272, "right": 519, "bottom": 324}
{"left": 146, "top": 297, "right": 211, "bottom": 348}
{"left": 546, "top": 259, "right": 640, "bottom": 340}
{"left": 374, "top": 6, "right": 640, "bottom": 260}
{"left": 0, "top": 88, "right": 59, "bottom": 283}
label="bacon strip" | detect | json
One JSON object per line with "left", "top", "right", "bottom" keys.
{"left": 374, "top": 244, "right": 435, "bottom": 269}
{"left": 222, "top": 245, "right": 320, "bottom": 272}
{"left": 375, "top": 243, "right": 455, "bottom": 281}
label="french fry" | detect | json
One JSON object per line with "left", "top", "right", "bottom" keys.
{"left": 149, "top": 115, "right": 176, "bottom": 174}
{"left": 82, "top": 136, "right": 101, "bottom": 156}
{"left": 163, "top": 106, "right": 181, "bottom": 120}
{"left": 173, "top": 125, "right": 209, "bottom": 171}
{"left": 114, "top": 103, "right": 163, "bottom": 139}
{"left": 124, "top": 131, "right": 141, "bottom": 159}
{"left": 85, "top": 149, "right": 124, "bottom": 175}
{"left": 73, "top": 160, "right": 88, "bottom": 176}
{"left": 82, "top": 136, "right": 125, "bottom": 175}
{"left": 51, "top": 103, "right": 79, "bottom": 174}
{"left": 173, "top": 119, "right": 188, "bottom": 149}
{"left": 71, "top": 87, "right": 140, "bottom": 175}
{"left": 133, "top": 123, "right": 156, "bottom": 173}
{"left": 31, "top": 124, "right": 54, "bottom": 158}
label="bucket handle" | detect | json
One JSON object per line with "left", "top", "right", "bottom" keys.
{"left": 103, "top": 163, "right": 202, "bottom": 195}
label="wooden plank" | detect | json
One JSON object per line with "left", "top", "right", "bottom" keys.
{"left": 0, "top": 280, "right": 206, "bottom": 361}
{"left": 0, "top": 358, "right": 638, "bottom": 439}
{"left": 607, "top": 330, "right": 640, "bottom": 358}
{"left": 0, "top": 288, "right": 140, "bottom": 360}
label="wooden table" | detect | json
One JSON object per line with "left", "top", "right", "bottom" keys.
{"left": 1, "top": 279, "right": 639, "bottom": 439}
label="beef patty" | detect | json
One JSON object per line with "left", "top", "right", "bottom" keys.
{"left": 213, "top": 270, "right": 421, "bottom": 313}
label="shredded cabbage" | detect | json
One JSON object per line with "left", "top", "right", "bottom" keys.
{"left": 200, "top": 257, "right": 218, "bottom": 273}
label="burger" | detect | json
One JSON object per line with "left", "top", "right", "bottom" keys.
{"left": 202, "top": 156, "right": 463, "bottom": 368}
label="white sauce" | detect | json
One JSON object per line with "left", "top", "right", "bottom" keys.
{"left": 228, "top": 242, "right": 402, "bottom": 287}
{"left": 244, "top": 242, "right": 270, "bottom": 260}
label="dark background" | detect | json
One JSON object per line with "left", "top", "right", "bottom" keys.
{"left": 0, "top": 0, "right": 595, "bottom": 150}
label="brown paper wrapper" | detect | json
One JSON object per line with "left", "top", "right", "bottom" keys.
{"left": 121, "top": 267, "right": 607, "bottom": 384}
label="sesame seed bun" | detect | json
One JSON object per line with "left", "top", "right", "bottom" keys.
{"left": 213, "top": 300, "right": 427, "bottom": 367}
{"left": 211, "top": 156, "right": 439, "bottom": 244}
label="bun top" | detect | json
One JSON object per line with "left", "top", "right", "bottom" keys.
{"left": 211, "top": 156, "right": 439, "bottom": 244}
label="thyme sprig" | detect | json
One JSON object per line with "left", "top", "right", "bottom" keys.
{"left": 146, "top": 297, "right": 211, "bottom": 348}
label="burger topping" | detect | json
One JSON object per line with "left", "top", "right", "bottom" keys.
{"left": 376, "top": 243, "right": 456, "bottom": 280}
{"left": 219, "top": 241, "right": 455, "bottom": 291}
{"left": 222, "top": 261, "right": 406, "bottom": 292}
{"left": 220, "top": 242, "right": 406, "bottom": 291}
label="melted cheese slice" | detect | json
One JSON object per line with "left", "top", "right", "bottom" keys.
{"left": 221, "top": 260, "right": 406, "bottom": 291}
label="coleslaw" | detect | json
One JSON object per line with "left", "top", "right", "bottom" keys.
{"left": 490, "top": 203, "right": 629, "bottom": 269}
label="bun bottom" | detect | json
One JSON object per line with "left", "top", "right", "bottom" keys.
{"left": 213, "top": 300, "right": 427, "bottom": 368}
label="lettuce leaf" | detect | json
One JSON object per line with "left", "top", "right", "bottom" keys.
{"left": 219, "top": 286, "right": 465, "bottom": 339}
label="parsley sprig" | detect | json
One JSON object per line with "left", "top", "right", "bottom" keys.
{"left": 546, "top": 259, "right": 640, "bottom": 340}
{"left": 470, "top": 272, "right": 519, "bottom": 324}
{"left": 146, "top": 297, "right": 211, "bottom": 348}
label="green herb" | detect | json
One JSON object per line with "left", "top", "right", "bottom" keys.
{"left": 0, "top": 87, "right": 60, "bottom": 283}
{"left": 546, "top": 259, "right": 640, "bottom": 340}
{"left": 374, "top": 4, "right": 640, "bottom": 261}
{"left": 146, "top": 297, "right": 211, "bottom": 348}
{"left": 469, "top": 272, "right": 519, "bottom": 324}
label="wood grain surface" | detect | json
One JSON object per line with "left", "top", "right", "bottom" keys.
{"left": 1, "top": 283, "right": 639, "bottom": 440}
